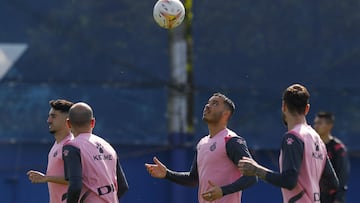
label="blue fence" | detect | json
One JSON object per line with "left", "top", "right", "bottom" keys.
{"left": 0, "top": 0, "right": 359, "bottom": 202}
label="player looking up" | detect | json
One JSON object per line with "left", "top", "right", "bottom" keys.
{"left": 145, "top": 92, "right": 257, "bottom": 203}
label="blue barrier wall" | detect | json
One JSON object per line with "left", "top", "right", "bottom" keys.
{"left": 1, "top": 143, "right": 359, "bottom": 203}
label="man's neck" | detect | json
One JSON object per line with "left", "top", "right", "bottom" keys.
{"left": 208, "top": 124, "right": 226, "bottom": 138}
{"left": 321, "top": 134, "right": 332, "bottom": 144}
{"left": 54, "top": 131, "right": 70, "bottom": 143}
{"left": 287, "top": 116, "right": 307, "bottom": 131}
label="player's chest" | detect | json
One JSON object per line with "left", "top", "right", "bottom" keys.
{"left": 197, "top": 139, "right": 227, "bottom": 164}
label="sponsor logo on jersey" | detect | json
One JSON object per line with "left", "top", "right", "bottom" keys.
{"left": 53, "top": 150, "right": 58, "bottom": 157}
{"left": 96, "top": 142, "right": 104, "bottom": 153}
{"left": 93, "top": 142, "right": 113, "bottom": 161}
{"left": 63, "top": 149, "right": 69, "bottom": 157}
{"left": 312, "top": 141, "right": 324, "bottom": 160}
{"left": 210, "top": 142, "right": 216, "bottom": 151}
{"left": 286, "top": 137, "right": 294, "bottom": 145}
{"left": 237, "top": 138, "right": 246, "bottom": 145}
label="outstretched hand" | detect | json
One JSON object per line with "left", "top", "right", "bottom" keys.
{"left": 145, "top": 157, "right": 167, "bottom": 178}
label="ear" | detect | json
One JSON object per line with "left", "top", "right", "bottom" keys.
{"left": 223, "top": 109, "right": 231, "bottom": 120}
{"left": 90, "top": 118, "right": 96, "bottom": 128}
{"left": 304, "top": 104, "right": 310, "bottom": 115}
{"left": 66, "top": 118, "right": 72, "bottom": 129}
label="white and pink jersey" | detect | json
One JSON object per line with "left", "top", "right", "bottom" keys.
{"left": 66, "top": 133, "right": 118, "bottom": 203}
{"left": 47, "top": 134, "right": 73, "bottom": 203}
{"left": 280, "top": 124, "right": 327, "bottom": 203}
{"left": 196, "top": 128, "right": 243, "bottom": 203}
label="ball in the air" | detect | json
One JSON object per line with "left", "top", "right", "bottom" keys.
{"left": 153, "top": 0, "right": 185, "bottom": 29}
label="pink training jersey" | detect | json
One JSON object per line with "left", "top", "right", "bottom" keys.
{"left": 197, "top": 128, "right": 243, "bottom": 203}
{"left": 66, "top": 133, "right": 118, "bottom": 203}
{"left": 47, "top": 134, "right": 73, "bottom": 203}
{"left": 280, "top": 123, "right": 327, "bottom": 203}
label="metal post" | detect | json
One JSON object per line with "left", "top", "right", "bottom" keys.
{"left": 168, "top": 0, "right": 194, "bottom": 202}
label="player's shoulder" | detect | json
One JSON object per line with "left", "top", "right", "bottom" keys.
{"left": 63, "top": 138, "right": 81, "bottom": 152}
{"left": 331, "top": 136, "right": 345, "bottom": 144}
{"left": 62, "top": 143, "right": 80, "bottom": 158}
{"left": 63, "top": 138, "right": 74, "bottom": 146}
{"left": 330, "top": 136, "right": 347, "bottom": 151}
{"left": 92, "top": 133, "right": 108, "bottom": 142}
{"left": 282, "top": 132, "right": 304, "bottom": 147}
{"left": 224, "top": 134, "right": 246, "bottom": 145}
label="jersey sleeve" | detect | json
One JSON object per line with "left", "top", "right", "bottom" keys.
{"left": 221, "top": 136, "right": 257, "bottom": 196}
{"left": 332, "top": 142, "right": 350, "bottom": 202}
{"left": 320, "top": 156, "right": 339, "bottom": 195}
{"left": 264, "top": 133, "right": 303, "bottom": 190}
{"left": 165, "top": 151, "right": 199, "bottom": 187}
{"left": 116, "top": 157, "right": 129, "bottom": 199}
{"left": 62, "top": 144, "right": 82, "bottom": 203}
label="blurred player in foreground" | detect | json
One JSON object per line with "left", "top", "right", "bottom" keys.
{"left": 27, "top": 99, "right": 74, "bottom": 203}
{"left": 238, "top": 84, "right": 339, "bottom": 203}
{"left": 145, "top": 93, "right": 257, "bottom": 203}
{"left": 314, "top": 111, "right": 350, "bottom": 203}
{"left": 62, "top": 102, "right": 129, "bottom": 203}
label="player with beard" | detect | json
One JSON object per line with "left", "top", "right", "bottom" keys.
{"left": 145, "top": 93, "right": 257, "bottom": 203}
{"left": 238, "top": 84, "right": 339, "bottom": 203}
{"left": 27, "top": 99, "right": 74, "bottom": 203}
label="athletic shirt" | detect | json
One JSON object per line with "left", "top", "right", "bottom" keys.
{"left": 280, "top": 124, "right": 327, "bottom": 203}
{"left": 320, "top": 137, "right": 350, "bottom": 203}
{"left": 65, "top": 133, "right": 118, "bottom": 203}
{"left": 197, "top": 128, "right": 242, "bottom": 203}
{"left": 47, "top": 134, "right": 73, "bottom": 203}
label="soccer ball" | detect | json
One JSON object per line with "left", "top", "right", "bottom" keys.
{"left": 153, "top": 0, "right": 185, "bottom": 29}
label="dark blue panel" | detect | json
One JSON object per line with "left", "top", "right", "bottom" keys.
{"left": 193, "top": 0, "right": 360, "bottom": 89}
{"left": 1, "top": 0, "right": 170, "bottom": 84}
{"left": 0, "top": 84, "right": 168, "bottom": 144}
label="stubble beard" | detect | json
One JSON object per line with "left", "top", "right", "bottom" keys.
{"left": 203, "top": 112, "right": 221, "bottom": 124}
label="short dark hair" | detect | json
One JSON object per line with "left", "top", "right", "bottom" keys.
{"left": 213, "top": 92, "right": 235, "bottom": 116}
{"left": 49, "top": 99, "right": 74, "bottom": 113}
{"left": 282, "top": 84, "right": 310, "bottom": 115}
{"left": 316, "top": 111, "right": 335, "bottom": 124}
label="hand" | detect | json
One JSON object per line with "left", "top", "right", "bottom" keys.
{"left": 238, "top": 157, "right": 260, "bottom": 176}
{"left": 145, "top": 157, "right": 167, "bottom": 178}
{"left": 27, "top": 170, "right": 47, "bottom": 183}
{"left": 201, "top": 180, "right": 223, "bottom": 202}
